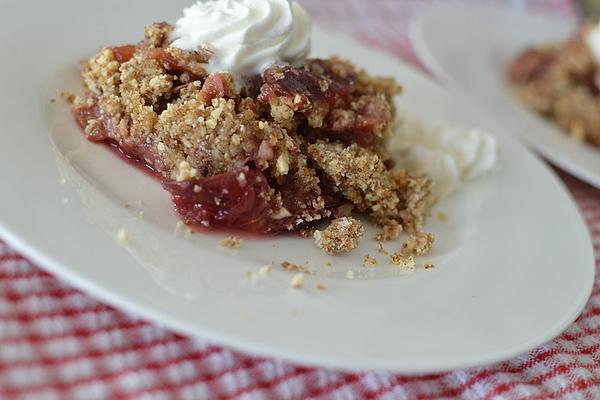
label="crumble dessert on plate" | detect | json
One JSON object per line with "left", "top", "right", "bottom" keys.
{"left": 509, "top": 22, "right": 600, "bottom": 146}
{"left": 68, "top": 0, "right": 496, "bottom": 256}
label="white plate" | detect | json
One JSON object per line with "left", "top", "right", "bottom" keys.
{"left": 410, "top": 4, "right": 600, "bottom": 189}
{"left": 0, "top": 0, "right": 594, "bottom": 374}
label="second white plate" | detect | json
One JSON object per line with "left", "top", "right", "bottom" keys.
{"left": 410, "top": 5, "right": 600, "bottom": 188}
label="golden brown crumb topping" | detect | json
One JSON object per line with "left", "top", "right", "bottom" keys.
{"left": 281, "top": 261, "right": 310, "bottom": 274}
{"left": 313, "top": 217, "right": 364, "bottom": 256}
{"left": 71, "top": 22, "right": 433, "bottom": 251}
{"left": 219, "top": 236, "right": 243, "bottom": 249}
{"left": 401, "top": 232, "right": 434, "bottom": 257}
{"left": 390, "top": 253, "right": 415, "bottom": 270}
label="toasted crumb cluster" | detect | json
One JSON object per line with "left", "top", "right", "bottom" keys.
{"left": 281, "top": 261, "right": 310, "bottom": 274}
{"left": 401, "top": 232, "right": 434, "bottom": 257}
{"left": 390, "top": 253, "right": 415, "bottom": 271}
{"left": 362, "top": 254, "right": 377, "bottom": 267}
{"left": 72, "top": 22, "right": 433, "bottom": 254}
{"left": 509, "top": 24, "right": 600, "bottom": 147}
{"left": 313, "top": 217, "right": 364, "bottom": 256}
{"left": 219, "top": 236, "right": 243, "bottom": 249}
{"left": 375, "top": 220, "right": 402, "bottom": 242}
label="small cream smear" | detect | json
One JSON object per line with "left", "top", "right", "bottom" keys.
{"left": 170, "top": 0, "right": 311, "bottom": 83}
{"left": 390, "top": 110, "right": 497, "bottom": 200}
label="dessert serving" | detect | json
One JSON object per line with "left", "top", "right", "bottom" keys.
{"left": 68, "top": 0, "right": 434, "bottom": 253}
{"left": 67, "top": 0, "right": 496, "bottom": 256}
{"left": 509, "top": 22, "right": 600, "bottom": 147}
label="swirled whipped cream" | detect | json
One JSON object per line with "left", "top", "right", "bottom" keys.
{"left": 390, "top": 111, "right": 497, "bottom": 200}
{"left": 171, "top": 0, "right": 311, "bottom": 79}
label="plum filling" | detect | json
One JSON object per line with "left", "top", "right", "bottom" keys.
{"left": 164, "top": 168, "right": 288, "bottom": 233}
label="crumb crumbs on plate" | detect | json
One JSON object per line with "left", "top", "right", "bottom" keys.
{"left": 259, "top": 265, "right": 272, "bottom": 276}
{"left": 377, "top": 242, "right": 389, "bottom": 255}
{"left": 282, "top": 261, "right": 299, "bottom": 271}
{"left": 325, "top": 261, "right": 333, "bottom": 267}
{"left": 362, "top": 254, "right": 377, "bottom": 267}
{"left": 346, "top": 270, "right": 355, "bottom": 279}
{"left": 219, "top": 236, "right": 242, "bottom": 249}
{"left": 281, "top": 261, "right": 310, "bottom": 274}
{"left": 436, "top": 211, "right": 449, "bottom": 222}
{"left": 246, "top": 271, "right": 258, "bottom": 281}
{"left": 424, "top": 262, "right": 435, "bottom": 269}
{"left": 401, "top": 232, "right": 434, "bottom": 257}
{"left": 61, "top": 91, "right": 75, "bottom": 103}
{"left": 291, "top": 273, "right": 305, "bottom": 288}
{"left": 390, "top": 253, "right": 416, "bottom": 271}
{"left": 315, "top": 282, "right": 326, "bottom": 291}
{"left": 116, "top": 228, "right": 130, "bottom": 245}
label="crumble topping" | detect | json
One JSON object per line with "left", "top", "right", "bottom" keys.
{"left": 70, "top": 22, "right": 435, "bottom": 258}
{"left": 375, "top": 219, "right": 402, "bottom": 242}
{"left": 313, "top": 217, "right": 364, "bottom": 256}
{"left": 390, "top": 253, "right": 415, "bottom": 271}
{"left": 401, "top": 232, "right": 434, "bottom": 257}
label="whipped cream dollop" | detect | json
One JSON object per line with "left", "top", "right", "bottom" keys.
{"left": 390, "top": 111, "right": 498, "bottom": 200}
{"left": 171, "top": 0, "right": 311, "bottom": 79}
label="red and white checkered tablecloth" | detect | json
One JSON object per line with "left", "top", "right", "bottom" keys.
{"left": 3, "top": 0, "right": 600, "bottom": 399}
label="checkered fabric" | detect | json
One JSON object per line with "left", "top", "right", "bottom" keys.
{"left": 3, "top": 0, "right": 600, "bottom": 399}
